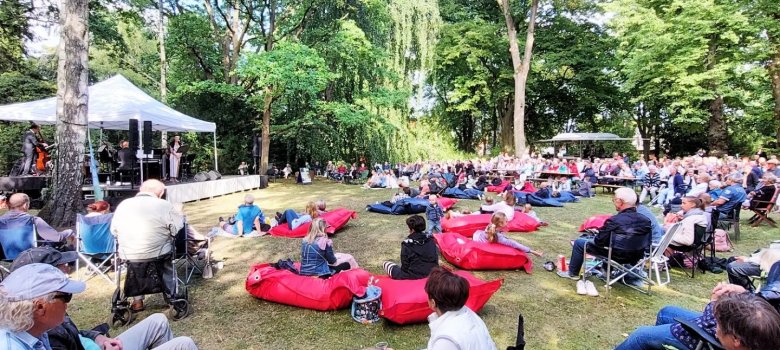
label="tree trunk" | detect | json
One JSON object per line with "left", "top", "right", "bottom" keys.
{"left": 499, "top": 0, "right": 539, "bottom": 157}
{"left": 500, "top": 97, "right": 514, "bottom": 152}
{"left": 40, "top": 0, "right": 89, "bottom": 227}
{"left": 770, "top": 44, "right": 780, "bottom": 146}
{"left": 708, "top": 95, "right": 728, "bottom": 155}
{"left": 260, "top": 87, "right": 272, "bottom": 174}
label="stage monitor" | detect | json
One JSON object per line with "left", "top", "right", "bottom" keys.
{"left": 128, "top": 119, "right": 139, "bottom": 151}
{"left": 143, "top": 121, "right": 152, "bottom": 153}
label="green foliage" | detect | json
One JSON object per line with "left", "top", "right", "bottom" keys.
{"left": 240, "top": 41, "right": 331, "bottom": 102}
{"left": 0, "top": 0, "right": 32, "bottom": 72}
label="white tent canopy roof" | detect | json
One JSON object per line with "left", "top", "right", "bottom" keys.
{"left": 537, "top": 132, "right": 632, "bottom": 142}
{"left": 0, "top": 75, "right": 216, "bottom": 132}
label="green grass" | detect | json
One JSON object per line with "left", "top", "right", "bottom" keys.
{"left": 63, "top": 181, "right": 778, "bottom": 350}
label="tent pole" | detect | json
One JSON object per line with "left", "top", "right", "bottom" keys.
{"left": 213, "top": 131, "right": 218, "bottom": 172}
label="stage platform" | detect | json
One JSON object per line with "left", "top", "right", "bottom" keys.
{"left": 166, "top": 175, "right": 262, "bottom": 203}
{"left": 0, "top": 176, "right": 50, "bottom": 192}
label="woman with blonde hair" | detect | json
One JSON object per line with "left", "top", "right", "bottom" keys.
{"left": 472, "top": 212, "right": 543, "bottom": 257}
{"left": 276, "top": 201, "right": 320, "bottom": 230}
{"left": 300, "top": 218, "right": 355, "bottom": 278}
{"left": 479, "top": 191, "right": 516, "bottom": 220}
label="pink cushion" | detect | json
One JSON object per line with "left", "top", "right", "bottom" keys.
{"left": 578, "top": 214, "right": 612, "bottom": 232}
{"left": 268, "top": 208, "right": 357, "bottom": 238}
{"left": 434, "top": 233, "right": 532, "bottom": 272}
{"left": 245, "top": 263, "right": 369, "bottom": 311}
{"left": 442, "top": 213, "right": 539, "bottom": 235}
{"left": 375, "top": 271, "right": 503, "bottom": 324}
{"left": 485, "top": 180, "right": 510, "bottom": 193}
{"left": 437, "top": 197, "right": 458, "bottom": 211}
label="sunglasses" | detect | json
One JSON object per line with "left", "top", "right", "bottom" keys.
{"left": 54, "top": 293, "right": 73, "bottom": 303}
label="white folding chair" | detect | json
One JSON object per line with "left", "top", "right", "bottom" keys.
{"left": 649, "top": 222, "right": 681, "bottom": 287}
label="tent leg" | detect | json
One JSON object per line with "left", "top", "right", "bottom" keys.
{"left": 213, "top": 132, "right": 218, "bottom": 173}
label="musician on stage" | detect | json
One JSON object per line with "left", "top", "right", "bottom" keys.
{"left": 116, "top": 140, "right": 136, "bottom": 170}
{"left": 169, "top": 135, "right": 184, "bottom": 183}
{"left": 21, "top": 123, "right": 45, "bottom": 176}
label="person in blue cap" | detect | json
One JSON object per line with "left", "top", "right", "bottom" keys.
{"left": 0, "top": 263, "right": 86, "bottom": 350}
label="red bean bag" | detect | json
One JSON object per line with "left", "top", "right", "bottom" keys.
{"left": 485, "top": 180, "right": 510, "bottom": 193}
{"left": 514, "top": 182, "right": 537, "bottom": 193}
{"left": 442, "top": 213, "right": 539, "bottom": 235}
{"left": 245, "top": 263, "right": 370, "bottom": 311}
{"left": 437, "top": 197, "right": 458, "bottom": 211}
{"left": 268, "top": 208, "right": 357, "bottom": 238}
{"left": 578, "top": 214, "right": 612, "bottom": 232}
{"left": 434, "top": 233, "right": 532, "bottom": 272}
{"left": 375, "top": 271, "right": 503, "bottom": 324}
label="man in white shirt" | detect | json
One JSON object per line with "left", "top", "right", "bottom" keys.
{"left": 111, "top": 179, "right": 184, "bottom": 312}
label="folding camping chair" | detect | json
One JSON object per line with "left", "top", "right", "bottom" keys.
{"left": 715, "top": 206, "right": 741, "bottom": 240}
{"left": 649, "top": 222, "right": 681, "bottom": 287}
{"left": 75, "top": 213, "right": 117, "bottom": 285}
{"left": 669, "top": 224, "right": 710, "bottom": 279}
{"left": 0, "top": 215, "right": 36, "bottom": 278}
{"left": 747, "top": 184, "right": 779, "bottom": 228}
{"left": 583, "top": 230, "right": 655, "bottom": 295}
{"left": 173, "top": 221, "right": 211, "bottom": 285}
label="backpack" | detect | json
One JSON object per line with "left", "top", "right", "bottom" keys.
{"left": 712, "top": 229, "right": 733, "bottom": 252}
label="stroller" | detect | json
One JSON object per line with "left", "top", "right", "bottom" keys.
{"left": 110, "top": 235, "right": 191, "bottom": 327}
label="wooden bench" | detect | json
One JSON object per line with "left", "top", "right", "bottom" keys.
{"left": 593, "top": 184, "right": 623, "bottom": 193}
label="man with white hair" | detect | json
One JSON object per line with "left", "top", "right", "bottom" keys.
{"left": 711, "top": 174, "right": 747, "bottom": 218}
{"left": 111, "top": 179, "right": 184, "bottom": 313}
{"left": 0, "top": 193, "right": 74, "bottom": 245}
{"left": 558, "top": 188, "right": 653, "bottom": 294}
{"left": 639, "top": 165, "right": 661, "bottom": 204}
{"left": 0, "top": 263, "right": 86, "bottom": 349}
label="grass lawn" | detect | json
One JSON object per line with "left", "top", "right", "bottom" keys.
{"left": 63, "top": 180, "right": 777, "bottom": 350}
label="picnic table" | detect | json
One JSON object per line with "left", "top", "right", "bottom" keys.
{"left": 538, "top": 171, "right": 576, "bottom": 179}
{"left": 596, "top": 175, "right": 637, "bottom": 192}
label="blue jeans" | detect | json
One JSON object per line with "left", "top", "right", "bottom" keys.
{"left": 655, "top": 188, "right": 673, "bottom": 205}
{"left": 567, "top": 237, "right": 591, "bottom": 277}
{"left": 613, "top": 306, "right": 700, "bottom": 350}
{"left": 428, "top": 220, "right": 442, "bottom": 234}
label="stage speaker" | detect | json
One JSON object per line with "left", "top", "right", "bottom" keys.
{"left": 208, "top": 170, "right": 222, "bottom": 180}
{"left": 142, "top": 121, "right": 152, "bottom": 154}
{"left": 194, "top": 172, "right": 209, "bottom": 182}
{"left": 128, "top": 119, "right": 139, "bottom": 151}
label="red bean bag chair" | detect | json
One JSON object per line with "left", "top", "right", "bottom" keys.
{"left": 485, "top": 180, "right": 510, "bottom": 193}
{"left": 578, "top": 214, "right": 612, "bottom": 232}
{"left": 442, "top": 213, "right": 540, "bottom": 235}
{"left": 514, "top": 182, "right": 537, "bottom": 193}
{"left": 268, "top": 208, "right": 357, "bottom": 238}
{"left": 375, "top": 271, "right": 503, "bottom": 324}
{"left": 437, "top": 197, "right": 458, "bottom": 211}
{"left": 245, "top": 263, "right": 370, "bottom": 311}
{"left": 434, "top": 233, "right": 533, "bottom": 272}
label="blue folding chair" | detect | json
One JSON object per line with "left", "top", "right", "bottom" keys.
{"left": 75, "top": 213, "right": 117, "bottom": 285}
{"left": 0, "top": 215, "right": 36, "bottom": 276}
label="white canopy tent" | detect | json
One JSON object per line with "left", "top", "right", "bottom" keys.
{"left": 0, "top": 74, "right": 218, "bottom": 171}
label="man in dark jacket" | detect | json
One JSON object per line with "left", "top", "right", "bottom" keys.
{"left": 558, "top": 187, "right": 652, "bottom": 280}
{"left": 20, "top": 123, "right": 41, "bottom": 176}
{"left": 383, "top": 215, "right": 439, "bottom": 280}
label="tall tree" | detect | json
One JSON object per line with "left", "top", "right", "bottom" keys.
{"left": 41, "top": 0, "right": 89, "bottom": 227}
{"left": 499, "top": 0, "right": 539, "bottom": 156}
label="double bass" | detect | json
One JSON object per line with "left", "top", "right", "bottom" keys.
{"left": 34, "top": 130, "right": 51, "bottom": 172}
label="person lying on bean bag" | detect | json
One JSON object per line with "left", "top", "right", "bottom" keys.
{"left": 521, "top": 204, "right": 548, "bottom": 226}
{"left": 300, "top": 218, "right": 357, "bottom": 278}
{"left": 276, "top": 201, "right": 319, "bottom": 230}
{"left": 472, "top": 212, "right": 543, "bottom": 257}
{"left": 383, "top": 215, "right": 439, "bottom": 280}
{"left": 480, "top": 192, "right": 516, "bottom": 220}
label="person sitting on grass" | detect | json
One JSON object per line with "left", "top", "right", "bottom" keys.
{"left": 383, "top": 215, "right": 439, "bottom": 280}
{"left": 521, "top": 204, "right": 548, "bottom": 226}
{"left": 213, "top": 194, "right": 269, "bottom": 238}
{"left": 299, "top": 218, "right": 356, "bottom": 278}
{"left": 614, "top": 261, "right": 780, "bottom": 350}
{"left": 424, "top": 267, "right": 497, "bottom": 350}
{"left": 557, "top": 188, "right": 652, "bottom": 283}
{"left": 275, "top": 201, "right": 319, "bottom": 230}
{"left": 426, "top": 195, "right": 444, "bottom": 234}
{"left": 480, "top": 192, "right": 516, "bottom": 220}
{"left": 472, "top": 212, "right": 543, "bottom": 257}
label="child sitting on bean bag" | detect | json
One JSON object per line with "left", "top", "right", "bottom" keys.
{"left": 472, "top": 212, "right": 543, "bottom": 257}
{"left": 383, "top": 215, "right": 439, "bottom": 280}
{"left": 300, "top": 218, "right": 357, "bottom": 278}
{"left": 521, "top": 204, "right": 548, "bottom": 226}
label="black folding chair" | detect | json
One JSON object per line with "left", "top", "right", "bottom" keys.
{"left": 675, "top": 318, "right": 724, "bottom": 350}
{"left": 669, "top": 225, "right": 710, "bottom": 278}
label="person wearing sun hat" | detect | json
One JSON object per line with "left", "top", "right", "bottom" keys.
{"left": 0, "top": 263, "right": 86, "bottom": 350}
{"left": 7, "top": 247, "right": 199, "bottom": 350}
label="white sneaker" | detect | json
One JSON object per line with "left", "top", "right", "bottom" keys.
{"left": 584, "top": 280, "right": 599, "bottom": 297}
{"left": 576, "top": 280, "right": 587, "bottom": 295}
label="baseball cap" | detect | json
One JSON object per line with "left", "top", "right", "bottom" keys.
{"left": 0, "top": 263, "right": 85, "bottom": 302}
{"left": 10, "top": 246, "right": 78, "bottom": 272}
